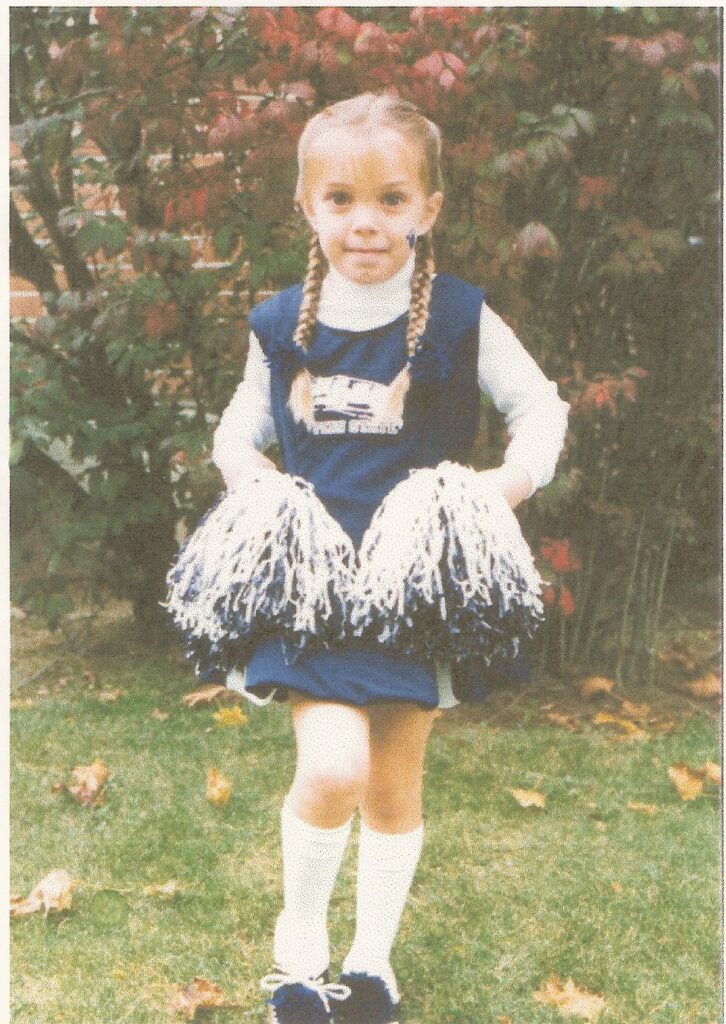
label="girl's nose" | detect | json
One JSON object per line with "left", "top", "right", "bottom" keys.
{"left": 349, "top": 204, "right": 380, "bottom": 232}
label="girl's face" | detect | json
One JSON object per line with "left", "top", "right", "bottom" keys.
{"left": 299, "top": 127, "right": 444, "bottom": 285}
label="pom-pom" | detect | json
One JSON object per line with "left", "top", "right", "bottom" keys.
{"left": 351, "top": 461, "right": 544, "bottom": 664}
{"left": 162, "top": 469, "right": 357, "bottom": 681}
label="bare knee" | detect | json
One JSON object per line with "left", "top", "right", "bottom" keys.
{"left": 294, "top": 754, "right": 368, "bottom": 807}
{"left": 362, "top": 778, "right": 423, "bottom": 831}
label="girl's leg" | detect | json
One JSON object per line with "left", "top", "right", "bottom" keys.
{"left": 342, "top": 701, "right": 440, "bottom": 1000}
{"left": 273, "top": 692, "right": 370, "bottom": 979}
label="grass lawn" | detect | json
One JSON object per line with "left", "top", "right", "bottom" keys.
{"left": 9, "top": 605, "right": 722, "bottom": 1024}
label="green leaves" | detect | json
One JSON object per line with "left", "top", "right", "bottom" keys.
{"left": 74, "top": 217, "right": 131, "bottom": 258}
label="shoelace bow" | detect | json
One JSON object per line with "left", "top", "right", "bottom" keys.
{"left": 260, "top": 971, "right": 351, "bottom": 1013}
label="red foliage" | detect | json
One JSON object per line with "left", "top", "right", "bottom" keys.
{"left": 144, "top": 302, "right": 181, "bottom": 339}
{"left": 315, "top": 7, "right": 360, "bottom": 40}
{"left": 540, "top": 538, "right": 582, "bottom": 574}
{"left": 559, "top": 586, "right": 576, "bottom": 618}
{"left": 576, "top": 176, "right": 617, "bottom": 212}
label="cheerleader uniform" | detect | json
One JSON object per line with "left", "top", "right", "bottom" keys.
{"left": 213, "top": 251, "right": 569, "bottom": 710}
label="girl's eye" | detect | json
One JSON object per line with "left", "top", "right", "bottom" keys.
{"left": 328, "top": 192, "right": 350, "bottom": 205}
{"left": 383, "top": 193, "right": 406, "bottom": 207}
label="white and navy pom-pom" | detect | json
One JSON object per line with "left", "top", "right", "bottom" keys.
{"left": 162, "top": 469, "right": 357, "bottom": 682}
{"left": 351, "top": 461, "right": 544, "bottom": 664}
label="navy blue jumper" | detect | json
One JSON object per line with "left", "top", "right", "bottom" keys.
{"left": 241, "top": 272, "right": 523, "bottom": 708}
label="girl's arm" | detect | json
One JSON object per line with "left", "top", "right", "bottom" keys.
{"left": 211, "top": 332, "right": 278, "bottom": 489}
{"left": 477, "top": 303, "right": 570, "bottom": 510}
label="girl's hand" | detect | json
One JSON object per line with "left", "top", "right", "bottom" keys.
{"left": 480, "top": 464, "right": 533, "bottom": 510}
{"left": 222, "top": 450, "right": 278, "bottom": 490}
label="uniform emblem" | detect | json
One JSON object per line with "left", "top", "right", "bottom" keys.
{"left": 308, "top": 373, "right": 404, "bottom": 435}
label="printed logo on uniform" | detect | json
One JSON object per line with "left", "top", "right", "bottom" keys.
{"left": 308, "top": 373, "right": 403, "bottom": 435}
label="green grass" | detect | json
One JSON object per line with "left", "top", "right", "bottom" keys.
{"left": 10, "top": 635, "right": 722, "bottom": 1024}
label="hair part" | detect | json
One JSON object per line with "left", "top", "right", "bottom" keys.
{"left": 287, "top": 92, "right": 442, "bottom": 431}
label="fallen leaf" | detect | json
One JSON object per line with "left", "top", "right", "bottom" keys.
{"left": 9, "top": 893, "right": 43, "bottom": 917}
{"left": 591, "top": 712, "right": 646, "bottom": 739}
{"left": 11, "top": 869, "right": 77, "bottom": 918}
{"left": 508, "top": 788, "right": 546, "bottom": 809}
{"left": 668, "top": 762, "right": 705, "bottom": 801}
{"left": 62, "top": 759, "right": 110, "bottom": 806}
{"left": 10, "top": 698, "right": 35, "bottom": 709}
{"left": 182, "top": 685, "right": 227, "bottom": 708}
{"left": 580, "top": 676, "right": 615, "bottom": 697}
{"left": 703, "top": 760, "right": 721, "bottom": 786}
{"left": 534, "top": 973, "right": 606, "bottom": 1019}
{"left": 546, "top": 711, "right": 578, "bottom": 730}
{"left": 657, "top": 648, "right": 697, "bottom": 672}
{"left": 627, "top": 801, "right": 658, "bottom": 814}
{"left": 144, "top": 879, "right": 180, "bottom": 898}
{"left": 213, "top": 706, "right": 248, "bottom": 727}
{"left": 610, "top": 881, "right": 623, "bottom": 893}
{"left": 10, "top": 605, "right": 27, "bottom": 619}
{"left": 151, "top": 708, "right": 169, "bottom": 720}
{"left": 206, "top": 767, "right": 231, "bottom": 806}
{"left": 82, "top": 670, "right": 98, "bottom": 686}
{"left": 649, "top": 720, "right": 676, "bottom": 733}
{"left": 619, "top": 698, "right": 650, "bottom": 720}
{"left": 169, "top": 977, "right": 240, "bottom": 1020}
{"left": 685, "top": 672, "right": 721, "bottom": 699}
{"left": 97, "top": 689, "right": 124, "bottom": 702}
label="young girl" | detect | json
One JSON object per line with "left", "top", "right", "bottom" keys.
{"left": 211, "top": 93, "right": 569, "bottom": 1024}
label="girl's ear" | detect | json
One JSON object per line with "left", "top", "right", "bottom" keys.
{"left": 297, "top": 194, "right": 317, "bottom": 234}
{"left": 421, "top": 191, "right": 444, "bottom": 234}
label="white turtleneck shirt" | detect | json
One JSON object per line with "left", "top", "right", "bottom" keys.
{"left": 212, "top": 251, "right": 569, "bottom": 495}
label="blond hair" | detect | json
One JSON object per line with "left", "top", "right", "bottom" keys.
{"left": 288, "top": 92, "right": 442, "bottom": 429}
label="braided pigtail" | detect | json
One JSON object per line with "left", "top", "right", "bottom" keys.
{"left": 287, "top": 234, "right": 326, "bottom": 430}
{"left": 384, "top": 230, "right": 436, "bottom": 422}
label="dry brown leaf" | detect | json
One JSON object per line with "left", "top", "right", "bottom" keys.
{"left": 610, "top": 881, "right": 623, "bottom": 893}
{"left": 10, "top": 698, "right": 35, "bottom": 709}
{"left": 627, "top": 801, "right": 658, "bottom": 814}
{"left": 534, "top": 973, "right": 606, "bottom": 1019}
{"left": 657, "top": 648, "right": 697, "bottom": 672}
{"left": 65, "top": 759, "right": 109, "bottom": 806}
{"left": 546, "top": 711, "right": 578, "bottom": 730}
{"left": 685, "top": 673, "right": 721, "bottom": 699}
{"left": 580, "top": 676, "right": 615, "bottom": 697}
{"left": 151, "top": 708, "right": 169, "bottom": 721}
{"left": 213, "top": 706, "right": 248, "bottom": 727}
{"left": 206, "top": 767, "right": 231, "bottom": 806}
{"left": 182, "top": 685, "right": 227, "bottom": 708}
{"left": 169, "top": 977, "right": 240, "bottom": 1020}
{"left": 144, "top": 879, "right": 180, "bottom": 898}
{"left": 96, "top": 689, "right": 124, "bottom": 703}
{"left": 82, "top": 670, "right": 98, "bottom": 686}
{"left": 508, "top": 788, "right": 546, "bottom": 809}
{"left": 11, "top": 869, "right": 77, "bottom": 918}
{"left": 591, "top": 712, "right": 646, "bottom": 739}
{"left": 649, "top": 720, "right": 676, "bottom": 733}
{"left": 668, "top": 762, "right": 705, "bottom": 801}
{"left": 703, "top": 760, "right": 721, "bottom": 786}
{"left": 619, "top": 698, "right": 651, "bottom": 721}
{"left": 10, "top": 893, "right": 43, "bottom": 917}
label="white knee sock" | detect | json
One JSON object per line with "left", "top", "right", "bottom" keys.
{"left": 342, "top": 820, "right": 425, "bottom": 1003}
{"left": 273, "top": 795, "right": 354, "bottom": 980}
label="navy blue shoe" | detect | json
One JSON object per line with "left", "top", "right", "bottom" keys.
{"left": 335, "top": 971, "right": 402, "bottom": 1024}
{"left": 261, "top": 967, "right": 351, "bottom": 1024}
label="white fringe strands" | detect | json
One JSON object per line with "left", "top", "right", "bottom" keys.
{"left": 162, "top": 469, "right": 357, "bottom": 682}
{"left": 351, "top": 461, "right": 545, "bottom": 664}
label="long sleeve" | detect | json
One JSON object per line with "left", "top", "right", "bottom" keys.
{"left": 477, "top": 303, "right": 569, "bottom": 495}
{"left": 211, "top": 331, "right": 277, "bottom": 485}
